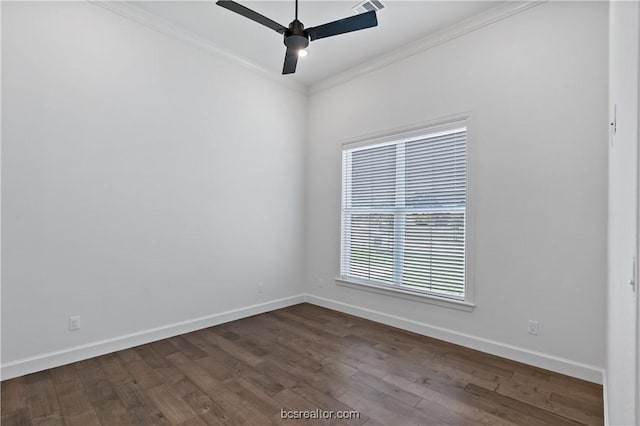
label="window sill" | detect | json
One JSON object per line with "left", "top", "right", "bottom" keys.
{"left": 334, "top": 277, "right": 476, "bottom": 312}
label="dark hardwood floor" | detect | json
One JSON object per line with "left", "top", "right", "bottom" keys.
{"left": 1, "top": 303, "right": 604, "bottom": 425}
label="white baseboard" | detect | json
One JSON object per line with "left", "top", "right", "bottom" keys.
{"left": 304, "top": 294, "right": 605, "bottom": 384}
{"left": 0, "top": 294, "right": 305, "bottom": 381}
{"left": 2, "top": 293, "right": 605, "bottom": 387}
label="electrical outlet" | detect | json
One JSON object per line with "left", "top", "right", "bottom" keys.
{"left": 318, "top": 278, "right": 325, "bottom": 288}
{"left": 258, "top": 282, "right": 264, "bottom": 294}
{"left": 527, "top": 320, "right": 539, "bottom": 335}
{"left": 69, "top": 316, "right": 81, "bottom": 331}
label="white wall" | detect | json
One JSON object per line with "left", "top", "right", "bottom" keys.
{"left": 607, "top": 1, "right": 639, "bottom": 424}
{"left": 1, "top": 0, "right": 612, "bottom": 387}
{"left": 1, "top": 1, "right": 307, "bottom": 375}
{"left": 305, "top": 1, "right": 608, "bottom": 381}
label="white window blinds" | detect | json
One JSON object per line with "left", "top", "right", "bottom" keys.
{"left": 340, "top": 124, "right": 467, "bottom": 299}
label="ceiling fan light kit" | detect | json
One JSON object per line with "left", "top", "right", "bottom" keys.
{"left": 215, "top": 0, "right": 379, "bottom": 75}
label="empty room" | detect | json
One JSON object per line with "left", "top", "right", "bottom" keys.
{"left": 1, "top": 0, "right": 639, "bottom": 425}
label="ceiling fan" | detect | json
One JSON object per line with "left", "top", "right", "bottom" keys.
{"left": 215, "top": 0, "right": 378, "bottom": 75}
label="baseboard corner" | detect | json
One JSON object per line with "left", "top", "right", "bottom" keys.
{"left": 1, "top": 294, "right": 305, "bottom": 381}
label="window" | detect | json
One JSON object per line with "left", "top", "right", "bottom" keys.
{"left": 340, "top": 122, "right": 467, "bottom": 301}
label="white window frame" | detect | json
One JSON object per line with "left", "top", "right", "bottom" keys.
{"left": 336, "top": 115, "right": 475, "bottom": 312}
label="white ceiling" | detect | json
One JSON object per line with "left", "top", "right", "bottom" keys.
{"left": 131, "top": 1, "right": 505, "bottom": 86}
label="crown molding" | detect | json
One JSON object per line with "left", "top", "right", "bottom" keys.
{"left": 88, "top": 1, "right": 308, "bottom": 95}
{"left": 309, "top": 1, "right": 546, "bottom": 95}
{"left": 89, "top": 1, "right": 544, "bottom": 98}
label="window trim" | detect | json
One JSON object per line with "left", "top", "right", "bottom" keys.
{"left": 334, "top": 276, "right": 476, "bottom": 312}
{"left": 338, "top": 113, "right": 476, "bottom": 310}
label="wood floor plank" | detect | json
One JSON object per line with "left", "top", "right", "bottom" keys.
{"left": 440, "top": 344, "right": 552, "bottom": 383}
{"left": 273, "top": 310, "right": 351, "bottom": 339}
{"left": 112, "top": 378, "right": 151, "bottom": 409}
{"left": 0, "top": 303, "right": 604, "bottom": 426}
{"left": 280, "top": 308, "right": 353, "bottom": 338}
{"left": 165, "top": 352, "right": 223, "bottom": 395}
{"left": 115, "top": 378, "right": 172, "bottom": 425}
{"left": 503, "top": 372, "right": 602, "bottom": 404}
{"left": 180, "top": 389, "right": 229, "bottom": 426}
{"left": 150, "top": 339, "right": 181, "bottom": 358}
{"left": 548, "top": 372, "right": 604, "bottom": 399}
{"left": 117, "top": 348, "right": 145, "bottom": 365}
{"left": 466, "top": 383, "right": 582, "bottom": 426}
{"left": 135, "top": 344, "right": 173, "bottom": 370}
{"left": 49, "top": 364, "right": 80, "bottom": 386}
{"left": 274, "top": 388, "right": 328, "bottom": 426}
{"left": 238, "top": 359, "right": 291, "bottom": 394}
{"left": 84, "top": 379, "right": 121, "bottom": 406}
{"left": 443, "top": 351, "right": 515, "bottom": 379}
{"left": 2, "top": 376, "right": 27, "bottom": 414}
{"left": 127, "top": 404, "right": 172, "bottom": 426}
{"left": 24, "top": 372, "right": 63, "bottom": 426}
{"left": 451, "top": 388, "right": 553, "bottom": 426}
{"left": 194, "top": 354, "right": 239, "bottom": 382}
{"left": 287, "top": 365, "right": 350, "bottom": 399}
{"left": 92, "top": 394, "right": 138, "bottom": 426}
{"left": 146, "top": 384, "right": 200, "bottom": 424}
{"left": 550, "top": 391, "right": 605, "bottom": 418}
{"left": 167, "top": 336, "right": 209, "bottom": 361}
{"left": 225, "top": 377, "right": 282, "bottom": 417}
{"left": 495, "top": 380, "right": 603, "bottom": 426}
{"left": 154, "top": 364, "right": 191, "bottom": 388}
{"left": 288, "top": 381, "right": 369, "bottom": 425}
{"left": 184, "top": 333, "right": 246, "bottom": 381}
{"left": 208, "top": 385, "right": 271, "bottom": 425}
{"left": 54, "top": 384, "right": 94, "bottom": 417}
{"left": 180, "top": 415, "right": 209, "bottom": 426}
{"left": 198, "top": 330, "right": 263, "bottom": 367}
{"left": 246, "top": 325, "right": 328, "bottom": 364}
{"left": 351, "top": 371, "right": 422, "bottom": 407}
{"left": 63, "top": 409, "right": 102, "bottom": 426}
{"left": 320, "top": 357, "right": 359, "bottom": 377}
{"left": 170, "top": 352, "right": 270, "bottom": 424}
{"left": 421, "top": 353, "right": 502, "bottom": 391}
{"left": 337, "top": 390, "right": 417, "bottom": 426}
{"left": 28, "top": 414, "right": 64, "bottom": 426}
{"left": 1, "top": 408, "right": 30, "bottom": 426}
{"left": 360, "top": 418, "right": 384, "bottom": 426}
{"left": 122, "top": 359, "right": 164, "bottom": 390}
{"left": 97, "top": 353, "right": 131, "bottom": 383}
{"left": 382, "top": 372, "right": 517, "bottom": 426}
{"left": 227, "top": 333, "right": 270, "bottom": 358}
{"left": 243, "top": 330, "right": 324, "bottom": 374}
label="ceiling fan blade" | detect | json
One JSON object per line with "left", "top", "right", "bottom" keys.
{"left": 282, "top": 48, "right": 299, "bottom": 74}
{"left": 306, "top": 10, "right": 377, "bottom": 41}
{"left": 216, "top": 0, "right": 287, "bottom": 34}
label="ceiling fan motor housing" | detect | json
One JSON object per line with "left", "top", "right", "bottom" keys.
{"left": 215, "top": 0, "right": 378, "bottom": 74}
{"left": 284, "top": 19, "right": 309, "bottom": 50}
